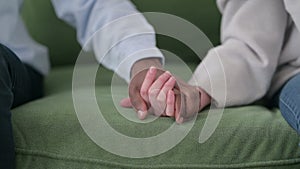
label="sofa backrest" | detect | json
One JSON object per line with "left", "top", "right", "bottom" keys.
{"left": 21, "top": 0, "right": 221, "bottom": 67}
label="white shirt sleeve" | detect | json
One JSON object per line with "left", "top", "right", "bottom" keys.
{"left": 51, "top": 0, "right": 163, "bottom": 82}
{"left": 0, "top": 0, "right": 50, "bottom": 75}
{"left": 189, "top": 0, "right": 288, "bottom": 107}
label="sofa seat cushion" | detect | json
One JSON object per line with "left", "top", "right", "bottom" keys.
{"left": 12, "top": 66, "right": 300, "bottom": 169}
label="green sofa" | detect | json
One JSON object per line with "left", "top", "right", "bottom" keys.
{"left": 12, "top": 0, "right": 300, "bottom": 168}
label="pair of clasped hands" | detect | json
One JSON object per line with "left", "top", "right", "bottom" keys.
{"left": 120, "top": 59, "right": 211, "bottom": 124}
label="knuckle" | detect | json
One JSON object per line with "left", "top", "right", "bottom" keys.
{"left": 149, "top": 89, "right": 158, "bottom": 97}
{"left": 185, "top": 91, "right": 198, "bottom": 100}
{"left": 165, "top": 83, "right": 174, "bottom": 89}
{"left": 157, "top": 97, "right": 165, "bottom": 104}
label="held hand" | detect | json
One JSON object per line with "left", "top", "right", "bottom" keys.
{"left": 121, "top": 67, "right": 211, "bottom": 123}
{"left": 147, "top": 76, "right": 211, "bottom": 124}
{"left": 122, "top": 67, "right": 167, "bottom": 119}
{"left": 147, "top": 70, "right": 176, "bottom": 117}
{"left": 120, "top": 67, "right": 177, "bottom": 119}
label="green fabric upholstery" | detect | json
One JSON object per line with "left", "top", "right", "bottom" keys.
{"left": 22, "top": 0, "right": 80, "bottom": 67}
{"left": 12, "top": 66, "right": 300, "bottom": 169}
{"left": 12, "top": 0, "right": 300, "bottom": 168}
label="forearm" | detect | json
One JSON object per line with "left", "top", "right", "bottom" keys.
{"left": 52, "top": 0, "right": 164, "bottom": 82}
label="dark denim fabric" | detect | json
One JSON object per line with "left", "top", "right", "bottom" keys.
{"left": 0, "top": 44, "right": 44, "bottom": 169}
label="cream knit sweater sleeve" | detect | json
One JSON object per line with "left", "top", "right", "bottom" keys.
{"left": 189, "top": 0, "right": 288, "bottom": 107}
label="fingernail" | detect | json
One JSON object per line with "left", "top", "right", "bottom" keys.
{"left": 165, "top": 71, "right": 172, "bottom": 77}
{"left": 180, "top": 117, "right": 184, "bottom": 123}
{"left": 149, "top": 66, "right": 155, "bottom": 73}
{"left": 177, "top": 117, "right": 184, "bottom": 124}
{"left": 166, "top": 111, "right": 172, "bottom": 117}
{"left": 138, "top": 110, "right": 146, "bottom": 120}
{"left": 170, "top": 77, "right": 176, "bottom": 82}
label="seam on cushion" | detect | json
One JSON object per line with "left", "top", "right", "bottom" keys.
{"left": 16, "top": 148, "right": 300, "bottom": 169}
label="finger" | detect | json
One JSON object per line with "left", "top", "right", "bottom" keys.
{"left": 120, "top": 98, "right": 132, "bottom": 108}
{"left": 174, "top": 92, "right": 183, "bottom": 124}
{"left": 129, "top": 86, "right": 149, "bottom": 120}
{"left": 130, "top": 94, "right": 148, "bottom": 120}
{"left": 165, "top": 90, "right": 175, "bottom": 117}
{"left": 129, "top": 68, "right": 155, "bottom": 120}
{"left": 148, "top": 71, "right": 172, "bottom": 116}
{"left": 149, "top": 88, "right": 166, "bottom": 117}
{"left": 155, "top": 77, "right": 176, "bottom": 116}
{"left": 148, "top": 71, "right": 172, "bottom": 98}
{"left": 157, "top": 76, "right": 176, "bottom": 103}
{"left": 176, "top": 94, "right": 186, "bottom": 124}
{"left": 140, "top": 67, "right": 157, "bottom": 102}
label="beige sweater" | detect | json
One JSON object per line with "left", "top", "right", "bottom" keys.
{"left": 189, "top": 0, "right": 300, "bottom": 107}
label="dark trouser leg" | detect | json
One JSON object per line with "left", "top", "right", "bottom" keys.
{"left": 0, "top": 44, "right": 44, "bottom": 169}
{"left": 278, "top": 74, "right": 300, "bottom": 135}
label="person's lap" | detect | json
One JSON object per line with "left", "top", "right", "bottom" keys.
{"left": 278, "top": 74, "right": 300, "bottom": 135}
{"left": 0, "top": 43, "right": 44, "bottom": 169}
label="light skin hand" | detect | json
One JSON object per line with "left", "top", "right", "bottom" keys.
{"left": 143, "top": 74, "right": 201, "bottom": 123}
{"left": 148, "top": 71, "right": 175, "bottom": 117}
{"left": 143, "top": 71, "right": 211, "bottom": 123}
{"left": 165, "top": 90, "right": 175, "bottom": 117}
{"left": 140, "top": 66, "right": 158, "bottom": 103}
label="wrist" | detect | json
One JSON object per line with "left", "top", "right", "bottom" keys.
{"left": 131, "top": 58, "right": 163, "bottom": 78}
{"left": 196, "top": 87, "right": 211, "bottom": 110}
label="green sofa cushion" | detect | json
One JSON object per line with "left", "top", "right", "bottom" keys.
{"left": 12, "top": 66, "right": 300, "bottom": 169}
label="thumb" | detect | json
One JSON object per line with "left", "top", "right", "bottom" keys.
{"left": 120, "top": 98, "right": 132, "bottom": 108}
{"left": 128, "top": 68, "right": 151, "bottom": 120}
{"left": 130, "top": 94, "right": 148, "bottom": 120}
